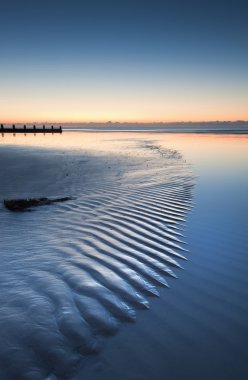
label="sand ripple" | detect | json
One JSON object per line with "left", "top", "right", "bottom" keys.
{"left": 0, "top": 142, "right": 194, "bottom": 379}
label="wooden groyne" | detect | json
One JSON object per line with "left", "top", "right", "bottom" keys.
{"left": 1, "top": 124, "right": 62, "bottom": 134}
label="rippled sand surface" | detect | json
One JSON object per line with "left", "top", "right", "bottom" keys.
{"left": 0, "top": 132, "right": 247, "bottom": 380}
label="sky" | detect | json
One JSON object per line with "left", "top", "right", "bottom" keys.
{"left": 0, "top": 0, "right": 247, "bottom": 123}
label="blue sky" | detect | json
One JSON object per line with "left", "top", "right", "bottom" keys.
{"left": 0, "top": 0, "right": 247, "bottom": 122}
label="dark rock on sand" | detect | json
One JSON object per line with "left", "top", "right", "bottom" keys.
{"left": 4, "top": 197, "right": 72, "bottom": 211}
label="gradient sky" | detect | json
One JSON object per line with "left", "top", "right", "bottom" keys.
{"left": 0, "top": 0, "right": 247, "bottom": 123}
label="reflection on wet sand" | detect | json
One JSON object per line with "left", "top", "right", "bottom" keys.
{"left": 0, "top": 132, "right": 194, "bottom": 379}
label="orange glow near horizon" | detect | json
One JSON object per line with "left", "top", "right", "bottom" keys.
{"left": 2, "top": 90, "right": 247, "bottom": 124}
{"left": 1, "top": 114, "right": 248, "bottom": 124}
{"left": 1, "top": 119, "right": 248, "bottom": 125}
{"left": 1, "top": 81, "right": 247, "bottom": 124}
{"left": 1, "top": 108, "right": 248, "bottom": 124}
{"left": 1, "top": 59, "right": 247, "bottom": 125}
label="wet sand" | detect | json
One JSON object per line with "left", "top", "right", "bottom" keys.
{"left": 0, "top": 132, "right": 248, "bottom": 380}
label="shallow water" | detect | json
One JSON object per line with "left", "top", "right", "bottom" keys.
{"left": 0, "top": 132, "right": 247, "bottom": 380}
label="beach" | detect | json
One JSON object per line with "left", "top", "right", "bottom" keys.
{"left": 0, "top": 131, "right": 248, "bottom": 380}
